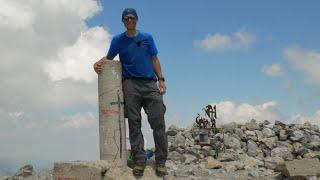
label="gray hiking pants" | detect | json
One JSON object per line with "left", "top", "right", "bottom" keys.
{"left": 123, "top": 78, "right": 168, "bottom": 165}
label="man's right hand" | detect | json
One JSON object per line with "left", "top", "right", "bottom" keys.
{"left": 93, "top": 57, "right": 107, "bottom": 74}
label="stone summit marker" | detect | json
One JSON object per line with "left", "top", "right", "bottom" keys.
{"left": 53, "top": 60, "right": 127, "bottom": 180}
{"left": 98, "top": 60, "right": 127, "bottom": 164}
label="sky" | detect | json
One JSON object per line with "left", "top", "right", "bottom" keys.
{"left": 1, "top": 0, "right": 320, "bottom": 175}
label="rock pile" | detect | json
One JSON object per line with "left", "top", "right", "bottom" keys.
{"left": 2, "top": 119, "right": 320, "bottom": 179}
{"left": 165, "top": 119, "right": 320, "bottom": 179}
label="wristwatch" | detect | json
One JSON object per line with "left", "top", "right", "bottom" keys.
{"left": 158, "top": 77, "right": 165, "bottom": 82}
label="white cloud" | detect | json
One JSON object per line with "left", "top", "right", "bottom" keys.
{"left": 195, "top": 28, "right": 255, "bottom": 52}
{"left": 207, "top": 101, "right": 284, "bottom": 126}
{"left": 44, "top": 27, "right": 111, "bottom": 83}
{"left": 261, "top": 63, "right": 283, "bottom": 77}
{"left": 289, "top": 110, "right": 320, "bottom": 127}
{"left": 0, "top": 0, "right": 110, "bottom": 111}
{"left": 0, "top": 0, "right": 35, "bottom": 29}
{"left": 43, "top": 0, "right": 102, "bottom": 20}
{"left": 62, "top": 112, "right": 95, "bottom": 128}
{"left": 0, "top": 0, "right": 110, "bottom": 164}
{"left": 284, "top": 46, "right": 320, "bottom": 85}
{"left": 8, "top": 111, "right": 25, "bottom": 121}
{"left": 206, "top": 101, "right": 320, "bottom": 128}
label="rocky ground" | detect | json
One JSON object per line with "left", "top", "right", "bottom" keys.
{"left": 1, "top": 119, "right": 320, "bottom": 180}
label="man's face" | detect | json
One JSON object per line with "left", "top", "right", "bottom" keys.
{"left": 122, "top": 14, "right": 137, "bottom": 30}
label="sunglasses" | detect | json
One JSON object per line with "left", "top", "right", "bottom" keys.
{"left": 123, "top": 16, "right": 136, "bottom": 21}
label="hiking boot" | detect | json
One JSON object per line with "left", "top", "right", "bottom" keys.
{"left": 155, "top": 164, "right": 168, "bottom": 177}
{"left": 132, "top": 164, "right": 145, "bottom": 177}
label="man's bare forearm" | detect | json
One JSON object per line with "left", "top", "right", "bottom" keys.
{"left": 151, "top": 55, "right": 163, "bottom": 79}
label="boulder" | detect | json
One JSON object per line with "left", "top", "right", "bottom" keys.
{"left": 245, "top": 119, "right": 260, "bottom": 131}
{"left": 167, "top": 125, "right": 179, "bottom": 136}
{"left": 289, "top": 129, "right": 305, "bottom": 142}
{"left": 205, "top": 157, "right": 222, "bottom": 169}
{"left": 224, "top": 136, "right": 241, "bottom": 150}
{"left": 247, "top": 140, "right": 258, "bottom": 157}
{"left": 264, "top": 156, "right": 285, "bottom": 171}
{"left": 271, "top": 147, "right": 294, "bottom": 161}
{"left": 262, "top": 128, "right": 275, "bottom": 138}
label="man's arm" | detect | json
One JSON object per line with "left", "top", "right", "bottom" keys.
{"left": 151, "top": 55, "right": 166, "bottom": 94}
{"left": 93, "top": 56, "right": 112, "bottom": 74}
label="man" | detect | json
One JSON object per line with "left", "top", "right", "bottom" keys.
{"left": 93, "top": 8, "right": 168, "bottom": 177}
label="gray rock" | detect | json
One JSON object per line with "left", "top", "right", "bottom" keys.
{"left": 174, "top": 164, "right": 193, "bottom": 177}
{"left": 264, "top": 123, "right": 274, "bottom": 129}
{"left": 309, "top": 141, "right": 320, "bottom": 151}
{"left": 167, "top": 125, "right": 179, "bottom": 136}
{"left": 259, "top": 143, "right": 271, "bottom": 157}
{"left": 168, "top": 151, "right": 186, "bottom": 163}
{"left": 303, "top": 151, "right": 320, "bottom": 159}
{"left": 274, "top": 121, "right": 286, "bottom": 128}
{"left": 239, "top": 154, "right": 264, "bottom": 168}
{"left": 245, "top": 130, "right": 256, "bottom": 136}
{"left": 245, "top": 119, "right": 260, "bottom": 130}
{"left": 176, "top": 147, "right": 185, "bottom": 154}
{"left": 264, "top": 156, "right": 285, "bottom": 171}
{"left": 262, "top": 120, "right": 271, "bottom": 126}
{"left": 276, "top": 141, "right": 294, "bottom": 152}
{"left": 281, "top": 159, "right": 320, "bottom": 179}
{"left": 247, "top": 140, "right": 258, "bottom": 157}
{"left": 167, "top": 135, "right": 175, "bottom": 144}
{"left": 223, "top": 161, "right": 245, "bottom": 172}
{"left": 261, "top": 137, "right": 277, "bottom": 149}
{"left": 224, "top": 135, "right": 241, "bottom": 150}
{"left": 183, "top": 154, "right": 197, "bottom": 164}
{"left": 255, "top": 130, "right": 264, "bottom": 141}
{"left": 174, "top": 132, "right": 186, "bottom": 147}
{"left": 271, "top": 147, "right": 294, "bottom": 161}
{"left": 292, "top": 142, "right": 307, "bottom": 156}
{"left": 247, "top": 168, "right": 260, "bottom": 178}
{"left": 222, "top": 122, "right": 238, "bottom": 133}
{"left": 262, "top": 128, "right": 275, "bottom": 138}
{"left": 205, "top": 157, "right": 222, "bottom": 169}
{"left": 200, "top": 146, "right": 212, "bottom": 157}
{"left": 217, "top": 152, "right": 238, "bottom": 162}
{"left": 234, "top": 128, "right": 246, "bottom": 141}
{"left": 191, "top": 165, "right": 210, "bottom": 177}
{"left": 245, "top": 130, "right": 257, "bottom": 141}
{"left": 310, "top": 135, "right": 320, "bottom": 142}
{"left": 185, "top": 147, "right": 199, "bottom": 157}
{"left": 289, "top": 129, "right": 305, "bottom": 142}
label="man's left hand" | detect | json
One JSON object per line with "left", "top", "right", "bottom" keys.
{"left": 159, "top": 81, "right": 166, "bottom": 95}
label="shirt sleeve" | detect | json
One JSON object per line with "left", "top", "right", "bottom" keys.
{"left": 148, "top": 35, "right": 158, "bottom": 56}
{"left": 106, "top": 37, "right": 118, "bottom": 60}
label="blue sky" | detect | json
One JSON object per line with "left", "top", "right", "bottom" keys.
{"left": 89, "top": 0, "right": 320, "bottom": 121}
{"left": 0, "top": 0, "right": 320, "bottom": 175}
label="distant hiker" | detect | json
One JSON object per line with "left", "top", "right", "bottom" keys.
{"left": 93, "top": 8, "right": 168, "bottom": 177}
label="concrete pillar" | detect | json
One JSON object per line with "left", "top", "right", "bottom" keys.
{"left": 98, "top": 60, "right": 126, "bottom": 165}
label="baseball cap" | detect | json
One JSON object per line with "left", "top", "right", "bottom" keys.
{"left": 122, "top": 8, "right": 138, "bottom": 20}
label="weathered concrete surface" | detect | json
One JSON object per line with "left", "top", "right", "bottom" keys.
{"left": 53, "top": 160, "right": 163, "bottom": 180}
{"left": 98, "top": 60, "right": 126, "bottom": 165}
{"left": 53, "top": 160, "right": 111, "bottom": 180}
{"left": 103, "top": 165, "right": 163, "bottom": 180}
{"left": 282, "top": 159, "right": 320, "bottom": 179}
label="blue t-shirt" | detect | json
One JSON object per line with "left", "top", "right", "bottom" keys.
{"left": 106, "top": 31, "right": 158, "bottom": 80}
